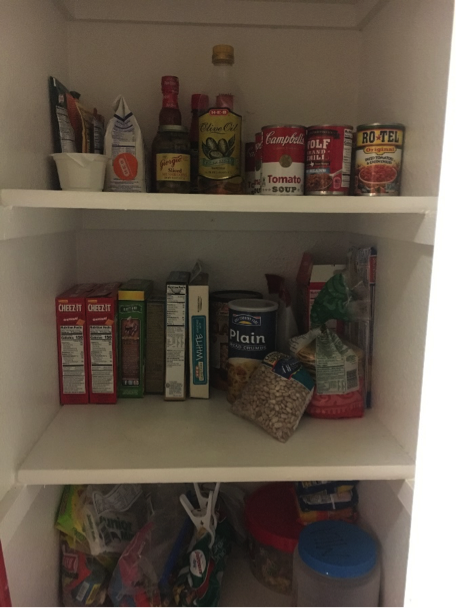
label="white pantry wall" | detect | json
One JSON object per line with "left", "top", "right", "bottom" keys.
{"left": 67, "top": 23, "right": 360, "bottom": 147}
{"left": 0, "top": 0, "right": 69, "bottom": 190}
{"left": 0, "top": 233, "right": 78, "bottom": 502}
{"left": 357, "top": 0, "right": 454, "bottom": 196}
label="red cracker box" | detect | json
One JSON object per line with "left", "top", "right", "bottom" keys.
{"left": 86, "top": 283, "right": 121, "bottom": 404}
{"left": 56, "top": 284, "right": 98, "bottom": 405}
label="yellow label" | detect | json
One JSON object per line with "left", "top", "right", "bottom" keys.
{"left": 157, "top": 153, "right": 190, "bottom": 182}
{"left": 357, "top": 128, "right": 404, "bottom": 147}
{"left": 199, "top": 109, "right": 241, "bottom": 180}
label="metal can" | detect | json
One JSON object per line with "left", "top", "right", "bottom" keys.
{"left": 254, "top": 131, "right": 263, "bottom": 195}
{"left": 305, "top": 125, "right": 353, "bottom": 195}
{"left": 227, "top": 299, "right": 278, "bottom": 403}
{"left": 261, "top": 125, "right": 306, "bottom": 195}
{"left": 354, "top": 123, "right": 405, "bottom": 196}
{"left": 245, "top": 142, "right": 256, "bottom": 194}
{"left": 210, "top": 290, "right": 262, "bottom": 390}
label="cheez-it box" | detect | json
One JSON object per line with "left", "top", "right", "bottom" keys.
{"left": 86, "top": 283, "right": 121, "bottom": 404}
{"left": 56, "top": 284, "right": 98, "bottom": 405}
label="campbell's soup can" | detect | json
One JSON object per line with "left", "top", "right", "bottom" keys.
{"left": 261, "top": 125, "right": 306, "bottom": 195}
{"left": 227, "top": 299, "right": 278, "bottom": 403}
{"left": 355, "top": 123, "right": 405, "bottom": 196}
{"left": 254, "top": 132, "right": 263, "bottom": 194}
{"left": 306, "top": 125, "right": 353, "bottom": 195}
{"left": 245, "top": 142, "right": 256, "bottom": 194}
{"left": 210, "top": 290, "right": 263, "bottom": 391}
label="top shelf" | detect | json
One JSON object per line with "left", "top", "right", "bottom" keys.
{"left": 58, "top": 0, "right": 385, "bottom": 31}
{"left": 0, "top": 190, "right": 437, "bottom": 214}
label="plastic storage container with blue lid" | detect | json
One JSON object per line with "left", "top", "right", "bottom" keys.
{"left": 292, "top": 521, "right": 380, "bottom": 607}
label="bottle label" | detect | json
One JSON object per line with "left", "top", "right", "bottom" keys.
{"left": 198, "top": 109, "right": 241, "bottom": 180}
{"left": 157, "top": 153, "right": 190, "bottom": 182}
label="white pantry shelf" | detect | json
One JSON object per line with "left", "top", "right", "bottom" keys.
{"left": 0, "top": 190, "right": 437, "bottom": 214}
{"left": 18, "top": 392, "right": 414, "bottom": 485}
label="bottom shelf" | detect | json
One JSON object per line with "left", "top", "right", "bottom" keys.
{"left": 18, "top": 392, "right": 414, "bottom": 484}
{"left": 220, "top": 544, "right": 290, "bottom": 607}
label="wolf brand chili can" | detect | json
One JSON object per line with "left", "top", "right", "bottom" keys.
{"left": 254, "top": 132, "right": 263, "bottom": 195}
{"left": 355, "top": 123, "right": 405, "bottom": 196}
{"left": 227, "top": 299, "right": 278, "bottom": 403}
{"left": 261, "top": 125, "right": 306, "bottom": 195}
{"left": 210, "top": 290, "right": 262, "bottom": 390}
{"left": 306, "top": 125, "right": 353, "bottom": 195}
{"left": 245, "top": 142, "right": 256, "bottom": 194}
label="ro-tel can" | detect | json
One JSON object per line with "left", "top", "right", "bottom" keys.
{"left": 305, "top": 125, "right": 353, "bottom": 195}
{"left": 210, "top": 290, "right": 263, "bottom": 391}
{"left": 261, "top": 125, "right": 306, "bottom": 195}
{"left": 245, "top": 142, "right": 256, "bottom": 194}
{"left": 227, "top": 299, "right": 278, "bottom": 403}
{"left": 355, "top": 123, "right": 405, "bottom": 196}
{"left": 254, "top": 131, "right": 263, "bottom": 194}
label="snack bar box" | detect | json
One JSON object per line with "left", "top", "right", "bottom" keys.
{"left": 188, "top": 272, "right": 209, "bottom": 399}
{"left": 86, "top": 283, "right": 121, "bottom": 404}
{"left": 165, "top": 271, "right": 190, "bottom": 400}
{"left": 55, "top": 284, "right": 98, "bottom": 405}
{"left": 145, "top": 293, "right": 166, "bottom": 394}
{"left": 117, "top": 279, "right": 154, "bottom": 398}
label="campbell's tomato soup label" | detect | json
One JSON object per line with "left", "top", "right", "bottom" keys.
{"left": 261, "top": 125, "right": 305, "bottom": 195}
{"left": 156, "top": 153, "right": 190, "bottom": 182}
{"left": 254, "top": 131, "right": 263, "bottom": 194}
{"left": 306, "top": 126, "right": 353, "bottom": 195}
{"left": 245, "top": 142, "right": 256, "bottom": 194}
{"left": 198, "top": 108, "right": 241, "bottom": 180}
{"left": 355, "top": 123, "right": 405, "bottom": 196}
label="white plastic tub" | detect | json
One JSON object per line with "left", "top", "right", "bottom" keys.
{"left": 292, "top": 521, "right": 380, "bottom": 607}
{"left": 52, "top": 153, "right": 108, "bottom": 191}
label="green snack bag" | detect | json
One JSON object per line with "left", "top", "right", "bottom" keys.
{"left": 174, "top": 513, "right": 234, "bottom": 607}
{"left": 55, "top": 485, "right": 89, "bottom": 551}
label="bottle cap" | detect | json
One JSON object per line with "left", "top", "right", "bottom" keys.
{"left": 161, "top": 76, "right": 179, "bottom": 93}
{"left": 191, "top": 94, "right": 209, "bottom": 111}
{"left": 212, "top": 45, "right": 234, "bottom": 65}
{"left": 216, "top": 94, "right": 234, "bottom": 110}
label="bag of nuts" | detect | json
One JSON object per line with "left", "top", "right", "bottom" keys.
{"left": 231, "top": 352, "right": 314, "bottom": 442}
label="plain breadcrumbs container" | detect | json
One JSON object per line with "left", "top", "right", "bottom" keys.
{"left": 292, "top": 520, "right": 380, "bottom": 607}
{"left": 245, "top": 483, "right": 303, "bottom": 595}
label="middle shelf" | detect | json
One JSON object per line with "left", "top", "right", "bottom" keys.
{"left": 18, "top": 392, "right": 414, "bottom": 485}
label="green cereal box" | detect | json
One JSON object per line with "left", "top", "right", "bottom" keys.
{"left": 118, "top": 279, "right": 154, "bottom": 398}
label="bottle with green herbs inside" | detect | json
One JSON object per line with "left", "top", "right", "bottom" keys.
{"left": 198, "top": 45, "right": 244, "bottom": 195}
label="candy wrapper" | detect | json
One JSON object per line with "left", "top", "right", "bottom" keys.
{"left": 61, "top": 535, "right": 110, "bottom": 607}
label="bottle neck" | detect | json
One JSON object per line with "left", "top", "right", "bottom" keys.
{"left": 162, "top": 91, "right": 179, "bottom": 109}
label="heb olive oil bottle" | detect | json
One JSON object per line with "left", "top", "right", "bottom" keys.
{"left": 198, "top": 45, "right": 245, "bottom": 194}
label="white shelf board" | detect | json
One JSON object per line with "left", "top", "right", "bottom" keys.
{"left": 58, "top": 0, "right": 385, "bottom": 31}
{"left": 0, "top": 190, "right": 437, "bottom": 214}
{"left": 18, "top": 393, "right": 414, "bottom": 485}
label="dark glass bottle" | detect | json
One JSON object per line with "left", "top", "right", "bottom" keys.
{"left": 190, "top": 94, "right": 209, "bottom": 193}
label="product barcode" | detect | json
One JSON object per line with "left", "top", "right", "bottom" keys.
{"left": 346, "top": 369, "right": 358, "bottom": 390}
{"left": 76, "top": 581, "right": 90, "bottom": 602}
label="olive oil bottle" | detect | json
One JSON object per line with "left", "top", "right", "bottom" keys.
{"left": 198, "top": 45, "right": 244, "bottom": 194}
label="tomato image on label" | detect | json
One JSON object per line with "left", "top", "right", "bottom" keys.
{"left": 113, "top": 153, "right": 138, "bottom": 180}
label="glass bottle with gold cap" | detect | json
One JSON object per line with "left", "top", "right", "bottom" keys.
{"left": 198, "top": 45, "right": 244, "bottom": 195}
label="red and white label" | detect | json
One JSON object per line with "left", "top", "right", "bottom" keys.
{"left": 305, "top": 125, "right": 353, "bottom": 194}
{"left": 261, "top": 126, "right": 306, "bottom": 195}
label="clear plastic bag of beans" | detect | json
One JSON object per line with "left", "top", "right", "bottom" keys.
{"left": 231, "top": 352, "right": 314, "bottom": 442}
